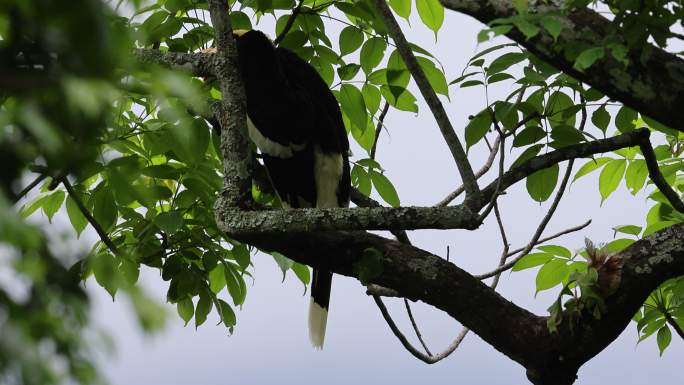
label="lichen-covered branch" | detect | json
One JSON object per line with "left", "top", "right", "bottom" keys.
{"left": 207, "top": 0, "right": 253, "bottom": 208}
{"left": 134, "top": 49, "right": 215, "bottom": 77}
{"left": 215, "top": 204, "right": 479, "bottom": 236}
{"left": 373, "top": 0, "right": 480, "bottom": 198}
{"left": 440, "top": 0, "right": 684, "bottom": 133}
{"left": 231, "top": 217, "right": 684, "bottom": 384}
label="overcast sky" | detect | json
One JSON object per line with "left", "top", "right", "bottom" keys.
{"left": 69, "top": 4, "right": 684, "bottom": 385}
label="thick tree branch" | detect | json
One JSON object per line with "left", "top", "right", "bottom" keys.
{"left": 207, "top": 0, "right": 253, "bottom": 208}
{"left": 134, "top": 48, "right": 215, "bottom": 77}
{"left": 373, "top": 0, "right": 480, "bottom": 198}
{"left": 231, "top": 217, "right": 684, "bottom": 383}
{"left": 215, "top": 204, "right": 479, "bottom": 235}
{"left": 440, "top": 0, "right": 684, "bottom": 133}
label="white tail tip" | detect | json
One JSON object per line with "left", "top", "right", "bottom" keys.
{"left": 308, "top": 297, "right": 328, "bottom": 349}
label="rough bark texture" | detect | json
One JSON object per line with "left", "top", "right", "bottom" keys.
{"left": 134, "top": 48, "right": 215, "bottom": 77}
{"left": 440, "top": 0, "right": 684, "bottom": 133}
{"left": 224, "top": 220, "right": 684, "bottom": 384}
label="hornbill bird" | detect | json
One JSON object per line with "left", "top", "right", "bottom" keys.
{"left": 231, "top": 29, "right": 351, "bottom": 348}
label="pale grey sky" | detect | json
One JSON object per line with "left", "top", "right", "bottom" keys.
{"left": 70, "top": 4, "right": 684, "bottom": 385}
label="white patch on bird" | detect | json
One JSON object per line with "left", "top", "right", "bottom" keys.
{"left": 308, "top": 297, "right": 328, "bottom": 349}
{"left": 246, "top": 116, "right": 305, "bottom": 158}
{"left": 313, "top": 145, "right": 343, "bottom": 208}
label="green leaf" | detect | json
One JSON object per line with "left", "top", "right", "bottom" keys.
{"left": 513, "top": 126, "right": 545, "bottom": 147}
{"left": 512, "top": 253, "right": 553, "bottom": 271}
{"left": 92, "top": 253, "right": 119, "bottom": 300}
{"left": 337, "top": 63, "right": 361, "bottom": 81}
{"left": 42, "top": 191, "right": 65, "bottom": 223}
{"left": 537, "top": 245, "right": 571, "bottom": 259}
{"left": 369, "top": 170, "right": 400, "bottom": 207}
{"left": 65, "top": 195, "right": 88, "bottom": 237}
{"left": 513, "top": 19, "right": 540, "bottom": 39}
{"left": 177, "top": 297, "right": 194, "bottom": 326}
{"left": 625, "top": 159, "right": 648, "bottom": 194}
{"left": 573, "top": 157, "right": 612, "bottom": 182}
{"left": 465, "top": 112, "right": 491, "bottom": 150}
{"left": 615, "top": 106, "right": 637, "bottom": 133}
{"left": 514, "top": 0, "right": 528, "bottom": 13}
{"left": 338, "top": 84, "right": 367, "bottom": 131}
{"left": 271, "top": 251, "right": 294, "bottom": 282}
{"left": 388, "top": 0, "right": 411, "bottom": 19}
{"left": 209, "top": 265, "right": 227, "bottom": 294}
{"left": 416, "top": 0, "right": 444, "bottom": 36}
{"left": 291, "top": 262, "right": 311, "bottom": 287}
{"left": 362, "top": 83, "right": 381, "bottom": 115}
{"left": 657, "top": 325, "right": 672, "bottom": 355}
{"left": 613, "top": 225, "right": 642, "bottom": 237}
{"left": 195, "top": 289, "right": 212, "bottom": 328}
{"left": 154, "top": 211, "right": 184, "bottom": 234}
{"left": 339, "top": 26, "right": 364, "bottom": 56}
{"left": 351, "top": 165, "right": 372, "bottom": 196}
{"left": 536, "top": 259, "right": 568, "bottom": 293}
{"left": 526, "top": 164, "right": 560, "bottom": 202}
{"left": 354, "top": 248, "right": 384, "bottom": 285}
{"left": 92, "top": 186, "right": 118, "bottom": 232}
{"left": 119, "top": 258, "right": 139, "bottom": 287}
{"left": 223, "top": 264, "right": 246, "bottom": 306}
{"left": 416, "top": 57, "right": 449, "bottom": 96}
{"left": 604, "top": 238, "right": 634, "bottom": 253}
{"left": 546, "top": 92, "right": 575, "bottom": 130}
{"left": 360, "top": 37, "right": 387, "bottom": 73}
{"left": 599, "top": 159, "right": 627, "bottom": 203}
{"left": 574, "top": 47, "right": 605, "bottom": 70}
{"left": 540, "top": 15, "right": 562, "bottom": 40}
{"left": 591, "top": 105, "right": 610, "bottom": 133}
{"left": 218, "top": 298, "right": 236, "bottom": 327}
{"left": 486, "top": 52, "right": 527, "bottom": 75}
{"left": 233, "top": 244, "right": 250, "bottom": 271}
{"left": 511, "top": 144, "right": 543, "bottom": 169}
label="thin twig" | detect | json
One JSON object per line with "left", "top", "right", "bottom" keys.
{"left": 370, "top": 102, "right": 390, "bottom": 160}
{"left": 404, "top": 298, "right": 433, "bottom": 356}
{"left": 372, "top": 0, "right": 479, "bottom": 198}
{"left": 639, "top": 136, "right": 684, "bottom": 213}
{"left": 15, "top": 173, "right": 47, "bottom": 202}
{"left": 436, "top": 135, "right": 500, "bottom": 206}
{"left": 504, "top": 220, "right": 592, "bottom": 259}
{"left": 273, "top": 0, "right": 304, "bottom": 46}
{"left": 476, "top": 159, "right": 576, "bottom": 280}
{"left": 61, "top": 178, "right": 121, "bottom": 256}
{"left": 476, "top": 111, "right": 506, "bottom": 222}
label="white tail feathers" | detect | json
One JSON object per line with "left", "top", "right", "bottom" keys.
{"left": 308, "top": 297, "right": 328, "bottom": 349}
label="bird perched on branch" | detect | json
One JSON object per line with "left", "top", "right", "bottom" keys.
{"left": 224, "top": 29, "right": 350, "bottom": 348}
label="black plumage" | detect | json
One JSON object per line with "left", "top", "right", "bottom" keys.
{"left": 234, "top": 30, "right": 350, "bottom": 348}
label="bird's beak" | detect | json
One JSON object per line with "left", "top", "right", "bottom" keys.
{"left": 233, "top": 29, "right": 250, "bottom": 37}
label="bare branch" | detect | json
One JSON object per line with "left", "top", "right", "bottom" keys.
{"left": 371, "top": 102, "right": 390, "bottom": 160}
{"left": 504, "top": 220, "right": 592, "bottom": 258}
{"left": 372, "top": 0, "right": 480, "bottom": 198}
{"left": 404, "top": 298, "right": 433, "bottom": 356}
{"left": 476, "top": 157, "right": 576, "bottom": 280}
{"left": 15, "top": 173, "right": 47, "bottom": 202}
{"left": 436, "top": 135, "right": 500, "bottom": 206}
{"left": 638, "top": 137, "right": 684, "bottom": 212}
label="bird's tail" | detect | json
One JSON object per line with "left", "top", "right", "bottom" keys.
{"left": 308, "top": 268, "right": 333, "bottom": 349}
